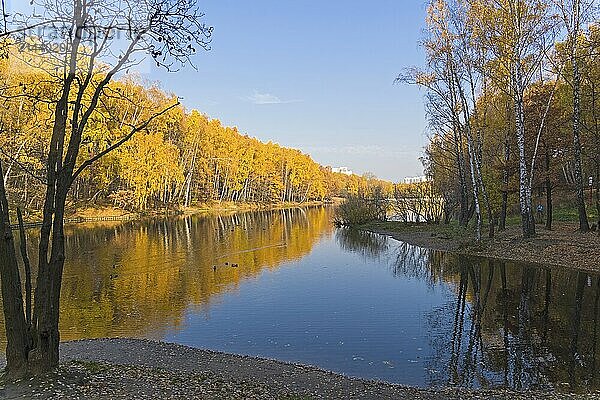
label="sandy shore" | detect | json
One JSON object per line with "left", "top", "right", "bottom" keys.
{"left": 0, "top": 338, "right": 596, "bottom": 399}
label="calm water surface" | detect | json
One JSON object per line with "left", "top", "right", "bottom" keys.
{"left": 2, "top": 206, "right": 599, "bottom": 392}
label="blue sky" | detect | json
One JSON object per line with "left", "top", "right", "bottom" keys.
{"left": 149, "top": 0, "right": 429, "bottom": 181}
{"left": 10, "top": 0, "right": 429, "bottom": 181}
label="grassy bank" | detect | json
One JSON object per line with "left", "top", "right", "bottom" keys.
{"left": 359, "top": 214, "right": 600, "bottom": 272}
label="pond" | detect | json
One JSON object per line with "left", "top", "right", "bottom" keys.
{"left": 1, "top": 206, "right": 599, "bottom": 392}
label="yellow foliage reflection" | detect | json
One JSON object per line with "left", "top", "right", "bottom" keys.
{"left": 0, "top": 207, "right": 334, "bottom": 346}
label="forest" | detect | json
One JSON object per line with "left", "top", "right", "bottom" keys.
{"left": 0, "top": 43, "right": 390, "bottom": 216}
{"left": 403, "top": 0, "right": 600, "bottom": 239}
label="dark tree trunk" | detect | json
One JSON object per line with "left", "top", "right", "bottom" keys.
{"left": 545, "top": 149, "right": 553, "bottom": 230}
{"left": 499, "top": 140, "right": 510, "bottom": 231}
{"left": 0, "top": 161, "right": 30, "bottom": 379}
{"left": 591, "top": 80, "right": 600, "bottom": 235}
{"left": 17, "top": 209, "right": 33, "bottom": 328}
{"left": 499, "top": 190, "right": 508, "bottom": 231}
{"left": 1, "top": 0, "right": 204, "bottom": 380}
{"left": 596, "top": 162, "right": 599, "bottom": 235}
{"left": 24, "top": 79, "right": 71, "bottom": 375}
{"left": 28, "top": 179, "right": 69, "bottom": 374}
{"left": 571, "top": 37, "right": 590, "bottom": 232}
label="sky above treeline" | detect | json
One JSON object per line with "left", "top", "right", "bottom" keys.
{"left": 11, "top": 0, "right": 429, "bottom": 182}
{"left": 155, "top": 0, "right": 429, "bottom": 182}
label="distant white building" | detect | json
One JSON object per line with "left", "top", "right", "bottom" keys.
{"left": 332, "top": 166, "right": 353, "bottom": 175}
{"left": 403, "top": 176, "right": 429, "bottom": 184}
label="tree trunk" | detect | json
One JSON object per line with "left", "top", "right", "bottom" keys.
{"left": 596, "top": 160, "right": 600, "bottom": 235}
{"left": 0, "top": 161, "right": 30, "bottom": 380}
{"left": 25, "top": 80, "right": 73, "bottom": 375}
{"left": 514, "top": 63, "right": 535, "bottom": 238}
{"left": 499, "top": 133, "right": 510, "bottom": 232}
{"left": 448, "top": 75, "right": 469, "bottom": 228}
{"left": 571, "top": 39, "right": 590, "bottom": 232}
{"left": 465, "top": 137, "right": 481, "bottom": 241}
{"left": 455, "top": 130, "right": 470, "bottom": 228}
{"left": 28, "top": 179, "right": 69, "bottom": 374}
{"left": 545, "top": 149, "right": 553, "bottom": 230}
{"left": 591, "top": 78, "right": 600, "bottom": 235}
{"left": 474, "top": 155, "right": 494, "bottom": 238}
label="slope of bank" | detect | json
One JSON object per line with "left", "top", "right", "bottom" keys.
{"left": 75, "top": 201, "right": 330, "bottom": 216}
{"left": 0, "top": 338, "right": 592, "bottom": 399}
{"left": 14, "top": 202, "right": 330, "bottom": 229}
{"left": 359, "top": 221, "right": 600, "bottom": 272}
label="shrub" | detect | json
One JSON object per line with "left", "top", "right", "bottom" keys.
{"left": 334, "top": 190, "right": 389, "bottom": 226}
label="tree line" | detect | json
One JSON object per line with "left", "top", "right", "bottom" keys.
{"left": 0, "top": 45, "right": 389, "bottom": 215}
{"left": 403, "top": 0, "right": 600, "bottom": 239}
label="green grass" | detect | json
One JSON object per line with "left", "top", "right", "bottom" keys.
{"left": 504, "top": 205, "right": 599, "bottom": 225}
{"left": 358, "top": 220, "right": 493, "bottom": 253}
{"left": 552, "top": 205, "right": 598, "bottom": 223}
{"left": 359, "top": 202, "right": 599, "bottom": 245}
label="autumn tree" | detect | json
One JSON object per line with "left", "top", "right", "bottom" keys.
{"left": 469, "top": 0, "right": 555, "bottom": 237}
{"left": 399, "top": 0, "right": 472, "bottom": 229}
{"left": 401, "top": 0, "right": 499, "bottom": 240}
{"left": 523, "top": 81, "right": 570, "bottom": 230}
{"left": 553, "top": 0, "right": 597, "bottom": 231}
{"left": 580, "top": 24, "right": 600, "bottom": 231}
{"left": 0, "top": 0, "right": 211, "bottom": 378}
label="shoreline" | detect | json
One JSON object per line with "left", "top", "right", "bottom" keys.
{"left": 0, "top": 338, "right": 589, "bottom": 399}
{"left": 71, "top": 200, "right": 330, "bottom": 219}
{"left": 13, "top": 201, "right": 331, "bottom": 230}
{"left": 358, "top": 221, "right": 600, "bottom": 272}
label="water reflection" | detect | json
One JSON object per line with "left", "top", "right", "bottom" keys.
{"left": 442, "top": 261, "right": 600, "bottom": 392}
{"left": 335, "top": 227, "right": 600, "bottom": 392}
{"left": 1, "top": 207, "right": 333, "bottom": 343}
{"left": 335, "top": 228, "right": 389, "bottom": 260}
{"left": 1, "top": 211, "right": 598, "bottom": 392}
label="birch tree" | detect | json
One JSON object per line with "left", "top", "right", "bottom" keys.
{"left": 401, "top": 0, "right": 500, "bottom": 240}
{"left": 554, "top": 0, "right": 597, "bottom": 232}
{"left": 580, "top": 24, "right": 600, "bottom": 232}
{"left": 470, "top": 0, "right": 555, "bottom": 237}
{"left": 399, "top": 0, "right": 474, "bottom": 230}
